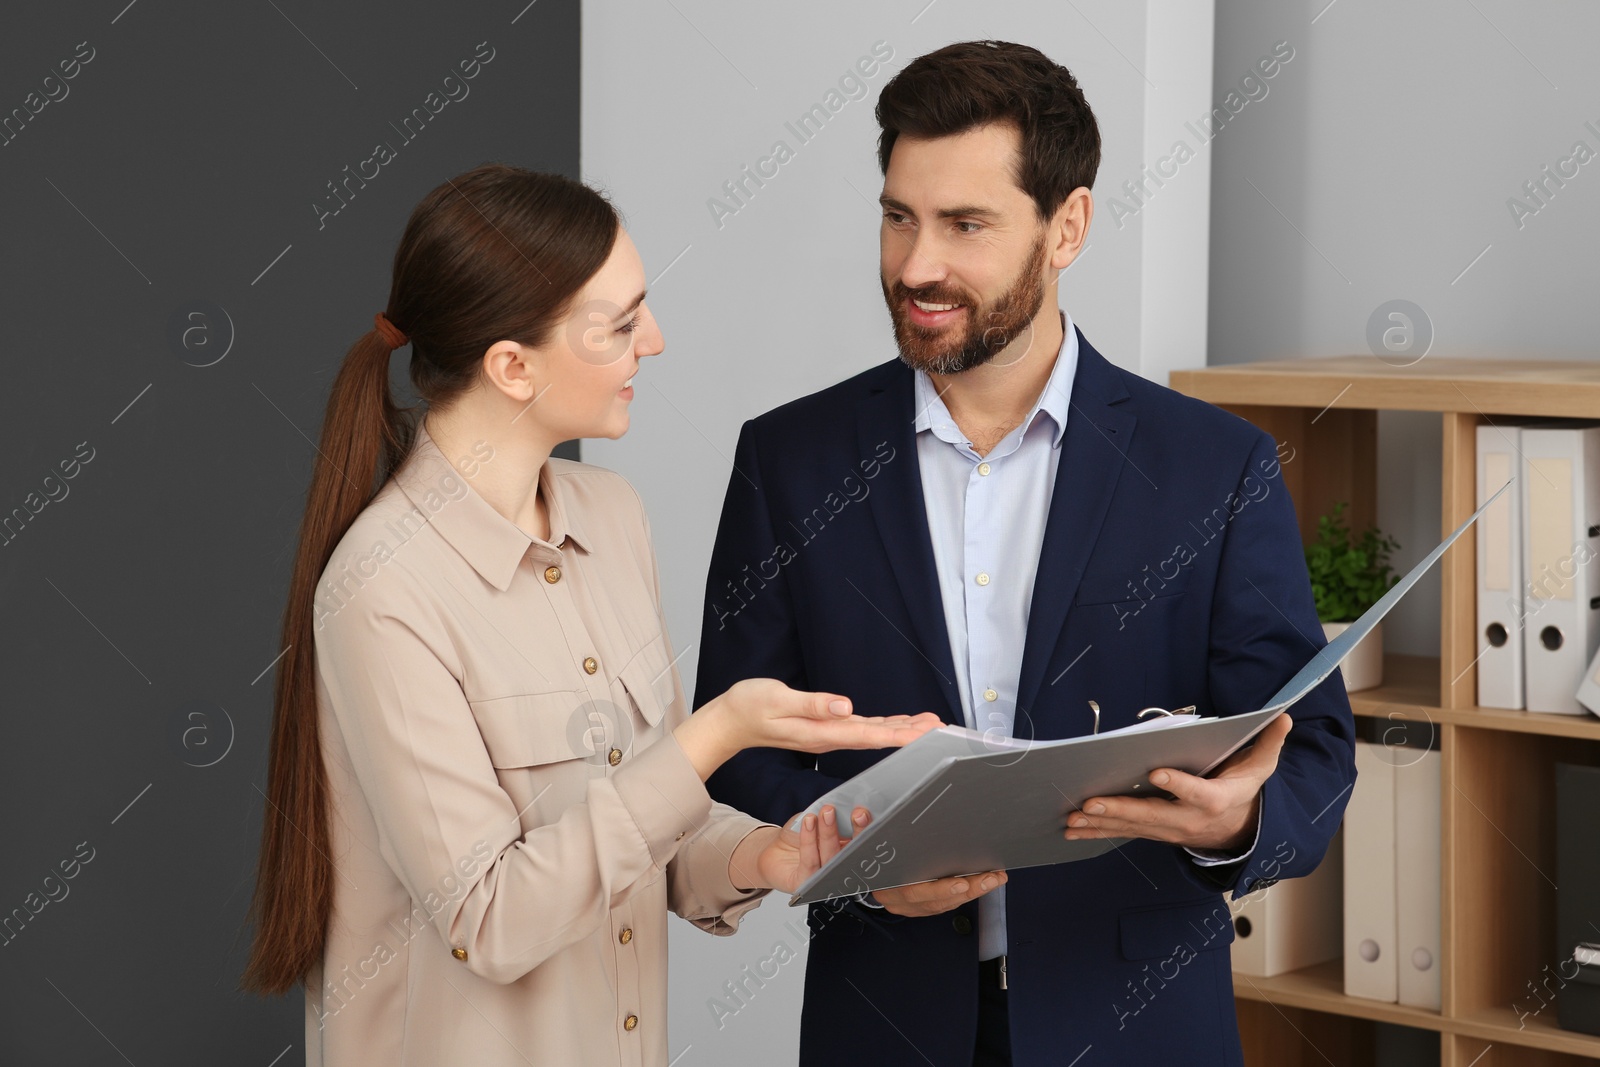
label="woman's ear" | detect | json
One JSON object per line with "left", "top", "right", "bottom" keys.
{"left": 482, "top": 339, "right": 544, "bottom": 404}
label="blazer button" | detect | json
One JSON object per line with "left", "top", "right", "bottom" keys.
{"left": 451, "top": 947, "right": 468, "bottom": 961}
{"left": 619, "top": 927, "right": 633, "bottom": 945}
{"left": 952, "top": 915, "right": 972, "bottom": 935}
{"left": 608, "top": 747, "right": 623, "bottom": 767}
{"left": 544, "top": 565, "right": 562, "bottom": 584}
{"left": 583, "top": 656, "right": 599, "bottom": 675}
{"left": 623, "top": 1014, "right": 639, "bottom": 1032}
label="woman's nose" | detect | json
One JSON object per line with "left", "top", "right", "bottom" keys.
{"left": 636, "top": 305, "right": 664, "bottom": 357}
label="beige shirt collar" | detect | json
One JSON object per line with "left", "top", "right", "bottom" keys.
{"left": 393, "top": 418, "right": 591, "bottom": 593}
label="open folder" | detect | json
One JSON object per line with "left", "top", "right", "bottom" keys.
{"left": 788, "top": 478, "right": 1511, "bottom": 906}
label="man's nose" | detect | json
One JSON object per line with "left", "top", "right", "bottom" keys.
{"left": 895, "top": 235, "right": 947, "bottom": 291}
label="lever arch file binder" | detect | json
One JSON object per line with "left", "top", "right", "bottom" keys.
{"left": 1395, "top": 748, "right": 1442, "bottom": 1010}
{"left": 788, "top": 482, "right": 1508, "bottom": 906}
{"left": 1477, "top": 423, "right": 1525, "bottom": 708}
{"left": 1521, "top": 423, "right": 1600, "bottom": 714}
{"left": 1344, "top": 741, "right": 1398, "bottom": 1002}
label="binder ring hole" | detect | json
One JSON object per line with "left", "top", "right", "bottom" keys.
{"left": 1540, "top": 625, "right": 1563, "bottom": 651}
{"left": 1485, "top": 622, "right": 1508, "bottom": 648}
{"left": 1359, "top": 938, "right": 1381, "bottom": 963}
{"left": 1234, "top": 916, "right": 1252, "bottom": 939}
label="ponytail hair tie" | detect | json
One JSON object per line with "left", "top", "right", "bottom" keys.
{"left": 373, "top": 312, "right": 409, "bottom": 350}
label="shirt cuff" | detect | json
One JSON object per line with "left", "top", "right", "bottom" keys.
{"left": 1184, "top": 798, "right": 1263, "bottom": 867}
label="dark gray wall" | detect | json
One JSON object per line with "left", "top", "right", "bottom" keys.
{"left": 0, "top": 2, "right": 579, "bottom": 1063}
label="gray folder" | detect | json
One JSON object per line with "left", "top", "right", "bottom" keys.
{"left": 789, "top": 478, "right": 1510, "bottom": 906}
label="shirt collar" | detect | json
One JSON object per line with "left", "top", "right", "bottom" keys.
{"left": 913, "top": 308, "right": 1078, "bottom": 450}
{"left": 393, "top": 418, "right": 590, "bottom": 593}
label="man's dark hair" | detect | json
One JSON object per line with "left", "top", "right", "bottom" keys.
{"left": 874, "top": 40, "right": 1101, "bottom": 221}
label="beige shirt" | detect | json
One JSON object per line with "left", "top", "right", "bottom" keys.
{"left": 304, "top": 419, "right": 771, "bottom": 1067}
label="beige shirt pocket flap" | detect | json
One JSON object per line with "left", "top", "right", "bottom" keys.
{"left": 618, "top": 637, "right": 676, "bottom": 728}
{"left": 467, "top": 691, "right": 587, "bottom": 769}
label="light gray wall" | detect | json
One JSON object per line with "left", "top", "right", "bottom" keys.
{"left": 1207, "top": 0, "right": 1600, "bottom": 657}
{"left": 582, "top": 3, "right": 1215, "bottom": 1063}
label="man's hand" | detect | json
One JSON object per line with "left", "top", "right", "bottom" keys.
{"left": 845, "top": 808, "right": 1006, "bottom": 917}
{"left": 1064, "top": 712, "right": 1293, "bottom": 851}
{"left": 866, "top": 870, "right": 1007, "bottom": 917}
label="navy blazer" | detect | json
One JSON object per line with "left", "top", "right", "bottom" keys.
{"left": 694, "top": 326, "right": 1356, "bottom": 1067}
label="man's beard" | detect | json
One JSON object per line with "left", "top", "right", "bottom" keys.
{"left": 882, "top": 231, "right": 1049, "bottom": 376}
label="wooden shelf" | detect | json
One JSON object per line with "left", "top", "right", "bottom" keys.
{"left": 1174, "top": 357, "right": 1600, "bottom": 1065}
{"left": 1453, "top": 1005, "right": 1600, "bottom": 1059}
{"left": 1345, "top": 654, "right": 1600, "bottom": 740}
{"left": 1233, "top": 961, "right": 1600, "bottom": 1058}
{"left": 1170, "top": 355, "right": 1600, "bottom": 417}
{"left": 1232, "top": 959, "right": 1445, "bottom": 1031}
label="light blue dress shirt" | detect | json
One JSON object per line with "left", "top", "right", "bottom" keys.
{"left": 900, "top": 309, "right": 1255, "bottom": 961}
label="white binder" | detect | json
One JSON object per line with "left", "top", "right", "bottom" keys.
{"left": 1344, "top": 741, "right": 1397, "bottom": 1002}
{"left": 1476, "top": 423, "right": 1524, "bottom": 708}
{"left": 1394, "top": 748, "right": 1442, "bottom": 1010}
{"left": 1228, "top": 826, "right": 1343, "bottom": 977}
{"left": 1521, "top": 424, "right": 1600, "bottom": 714}
{"left": 1574, "top": 644, "right": 1600, "bottom": 716}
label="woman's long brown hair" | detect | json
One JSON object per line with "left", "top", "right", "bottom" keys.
{"left": 242, "top": 163, "right": 620, "bottom": 995}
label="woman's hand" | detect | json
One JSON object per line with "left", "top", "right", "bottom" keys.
{"left": 675, "top": 678, "right": 942, "bottom": 780}
{"left": 729, "top": 804, "right": 868, "bottom": 893}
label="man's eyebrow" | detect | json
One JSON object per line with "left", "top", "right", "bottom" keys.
{"left": 878, "top": 196, "right": 1002, "bottom": 222}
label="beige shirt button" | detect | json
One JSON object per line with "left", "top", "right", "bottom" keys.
{"left": 619, "top": 927, "right": 633, "bottom": 945}
{"left": 451, "top": 947, "right": 468, "bottom": 961}
{"left": 608, "top": 747, "right": 622, "bottom": 767}
{"left": 978, "top": 462, "right": 992, "bottom": 476}
{"left": 975, "top": 572, "right": 990, "bottom": 587}
{"left": 983, "top": 688, "right": 998, "bottom": 702}
{"left": 544, "top": 565, "right": 562, "bottom": 584}
{"left": 583, "top": 656, "right": 599, "bottom": 675}
{"left": 675, "top": 831, "right": 686, "bottom": 841}
{"left": 623, "top": 1014, "right": 639, "bottom": 1032}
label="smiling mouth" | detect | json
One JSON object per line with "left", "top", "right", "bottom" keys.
{"left": 911, "top": 298, "right": 962, "bottom": 313}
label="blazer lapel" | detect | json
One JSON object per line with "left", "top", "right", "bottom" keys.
{"left": 857, "top": 366, "right": 965, "bottom": 726}
{"left": 1015, "top": 329, "right": 1139, "bottom": 728}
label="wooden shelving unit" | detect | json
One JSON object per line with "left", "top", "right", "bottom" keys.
{"left": 1170, "top": 356, "right": 1600, "bottom": 1066}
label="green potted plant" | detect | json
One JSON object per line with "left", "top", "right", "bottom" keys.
{"left": 1304, "top": 501, "right": 1401, "bottom": 691}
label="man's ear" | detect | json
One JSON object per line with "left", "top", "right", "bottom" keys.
{"left": 1050, "top": 187, "right": 1093, "bottom": 271}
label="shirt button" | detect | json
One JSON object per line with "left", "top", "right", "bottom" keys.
{"left": 983, "top": 688, "right": 998, "bottom": 702}
{"left": 978, "top": 462, "right": 992, "bottom": 476}
{"left": 544, "top": 565, "right": 562, "bottom": 584}
{"left": 619, "top": 927, "right": 633, "bottom": 945}
{"left": 623, "top": 1014, "right": 639, "bottom": 1032}
{"left": 676, "top": 831, "right": 687, "bottom": 841}
{"left": 608, "top": 747, "right": 623, "bottom": 767}
{"left": 952, "top": 915, "right": 972, "bottom": 935}
{"left": 451, "top": 947, "right": 468, "bottom": 961}
{"left": 975, "top": 572, "right": 990, "bottom": 587}
{"left": 583, "top": 656, "right": 599, "bottom": 675}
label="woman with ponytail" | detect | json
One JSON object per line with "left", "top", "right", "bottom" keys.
{"left": 242, "top": 163, "right": 938, "bottom": 1065}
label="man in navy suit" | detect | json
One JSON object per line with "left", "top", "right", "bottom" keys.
{"left": 694, "top": 40, "right": 1356, "bottom": 1067}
